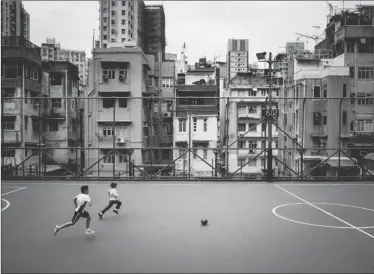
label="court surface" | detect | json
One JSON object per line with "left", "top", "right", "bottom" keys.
{"left": 2, "top": 180, "right": 374, "bottom": 273}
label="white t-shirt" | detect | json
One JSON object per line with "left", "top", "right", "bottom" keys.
{"left": 108, "top": 188, "right": 119, "bottom": 201}
{"left": 75, "top": 193, "right": 91, "bottom": 212}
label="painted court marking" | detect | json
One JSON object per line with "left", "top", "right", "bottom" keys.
{"left": 275, "top": 184, "right": 374, "bottom": 240}
{"left": 273, "top": 202, "right": 374, "bottom": 229}
{"left": 1, "top": 187, "right": 27, "bottom": 212}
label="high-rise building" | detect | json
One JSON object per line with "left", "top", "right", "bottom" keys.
{"left": 41, "top": 38, "right": 88, "bottom": 86}
{"left": 143, "top": 5, "right": 166, "bottom": 61}
{"left": 226, "top": 39, "right": 249, "bottom": 81}
{"left": 221, "top": 71, "right": 281, "bottom": 178}
{"left": 279, "top": 5, "right": 374, "bottom": 178}
{"left": 98, "top": 0, "right": 145, "bottom": 49}
{"left": 1, "top": 0, "right": 30, "bottom": 40}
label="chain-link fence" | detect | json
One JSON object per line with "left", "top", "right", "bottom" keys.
{"left": 2, "top": 96, "right": 373, "bottom": 181}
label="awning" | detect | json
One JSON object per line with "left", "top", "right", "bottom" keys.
{"left": 364, "top": 153, "right": 374, "bottom": 161}
{"left": 325, "top": 157, "right": 357, "bottom": 168}
{"left": 97, "top": 120, "right": 132, "bottom": 124}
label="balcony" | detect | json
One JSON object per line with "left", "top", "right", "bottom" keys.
{"left": 160, "top": 135, "right": 173, "bottom": 144}
{"left": 3, "top": 101, "right": 20, "bottom": 115}
{"left": 294, "top": 49, "right": 333, "bottom": 60}
{"left": 335, "top": 25, "right": 374, "bottom": 41}
{"left": 1, "top": 36, "right": 41, "bottom": 62}
{"left": 97, "top": 108, "right": 132, "bottom": 122}
{"left": 44, "top": 108, "right": 66, "bottom": 119}
{"left": 349, "top": 131, "right": 374, "bottom": 138}
{"left": 238, "top": 112, "right": 262, "bottom": 119}
{"left": 2, "top": 131, "right": 20, "bottom": 143}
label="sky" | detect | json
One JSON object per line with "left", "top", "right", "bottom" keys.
{"left": 23, "top": 0, "right": 372, "bottom": 65}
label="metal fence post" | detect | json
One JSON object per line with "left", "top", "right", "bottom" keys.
{"left": 338, "top": 98, "right": 344, "bottom": 179}
{"left": 113, "top": 96, "right": 116, "bottom": 180}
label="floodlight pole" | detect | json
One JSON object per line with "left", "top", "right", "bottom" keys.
{"left": 267, "top": 52, "right": 273, "bottom": 182}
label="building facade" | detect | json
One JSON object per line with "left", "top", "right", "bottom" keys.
{"left": 226, "top": 39, "right": 249, "bottom": 82}
{"left": 1, "top": 0, "right": 30, "bottom": 40}
{"left": 41, "top": 38, "right": 88, "bottom": 86}
{"left": 221, "top": 72, "right": 280, "bottom": 178}
{"left": 174, "top": 60, "right": 219, "bottom": 177}
{"left": 41, "top": 61, "right": 82, "bottom": 173}
{"left": 98, "top": 0, "right": 145, "bottom": 49}
{"left": 279, "top": 5, "right": 374, "bottom": 177}
{"left": 85, "top": 47, "right": 156, "bottom": 177}
{"left": 143, "top": 5, "right": 166, "bottom": 61}
{"left": 1, "top": 36, "right": 42, "bottom": 176}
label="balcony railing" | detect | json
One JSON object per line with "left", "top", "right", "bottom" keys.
{"left": 294, "top": 49, "right": 333, "bottom": 60}
{"left": 1, "top": 36, "right": 41, "bottom": 55}
{"left": 2, "top": 131, "right": 20, "bottom": 143}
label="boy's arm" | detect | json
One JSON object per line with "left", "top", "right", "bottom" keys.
{"left": 73, "top": 197, "right": 78, "bottom": 207}
{"left": 88, "top": 196, "right": 92, "bottom": 206}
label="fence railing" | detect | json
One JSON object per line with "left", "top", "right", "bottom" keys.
{"left": 1, "top": 96, "right": 374, "bottom": 181}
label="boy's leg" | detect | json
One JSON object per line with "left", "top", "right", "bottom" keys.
{"left": 54, "top": 212, "right": 80, "bottom": 235}
{"left": 113, "top": 200, "right": 122, "bottom": 214}
{"left": 100, "top": 201, "right": 114, "bottom": 215}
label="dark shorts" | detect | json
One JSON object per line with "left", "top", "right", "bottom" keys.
{"left": 71, "top": 210, "right": 90, "bottom": 224}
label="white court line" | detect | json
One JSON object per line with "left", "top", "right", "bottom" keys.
{"left": 279, "top": 183, "right": 374, "bottom": 186}
{"left": 1, "top": 199, "right": 10, "bottom": 211}
{"left": 1, "top": 182, "right": 204, "bottom": 186}
{"left": 1, "top": 187, "right": 27, "bottom": 196}
{"left": 275, "top": 184, "right": 374, "bottom": 240}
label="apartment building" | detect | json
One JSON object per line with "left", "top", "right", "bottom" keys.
{"left": 221, "top": 71, "right": 280, "bottom": 178}
{"left": 99, "top": 0, "right": 145, "bottom": 49}
{"left": 41, "top": 38, "right": 88, "bottom": 86}
{"left": 174, "top": 59, "right": 219, "bottom": 177}
{"left": 226, "top": 39, "right": 249, "bottom": 81}
{"left": 143, "top": 5, "right": 166, "bottom": 61}
{"left": 85, "top": 47, "right": 156, "bottom": 177}
{"left": 1, "top": 36, "right": 42, "bottom": 176}
{"left": 1, "top": 0, "right": 30, "bottom": 40}
{"left": 41, "top": 61, "right": 82, "bottom": 173}
{"left": 279, "top": 5, "right": 374, "bottom": 177}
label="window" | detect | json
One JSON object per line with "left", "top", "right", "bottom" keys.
{"left": 122, "top": 20, "right": 125, "bottom": 25}
{"left": 238, "top": 141, "right": 246, "bottom": 149}
{"left": 248, "top": 90, "right": 256, "bottom": 96}
{"left": 4, "top": 65, "right": 18, "bottom": 78}
{"left": 104, "top": 151, "right": 115, "bottom": 163}
{"left": 49, "top": 122, "right": 58, "bottom": 132}
{"left": 342, "top": 111, "right": 347, "bottom": 125}
{"left": 237, "top": 158, "right": 245, "bottom": 166}
{"left": 313, "top": 86, "right": 321, "bottom": 98}
{"left": 261, "top": 90, "right": 268, "bottom": 96}
{"left": 322, "top": 112, "right": 327, "bottom": 125}
{"left": 102, "top": 98, "right": 115, "bottom": 108}
{"left": 2, "top": 149, "right": 15, "bottom": 158}
{"left": 203, "top": 149, "right": 208, "bottom": 159}
{"left": 238, "top": 123, "right": 246, "bottom": 132}
{"left": 357, "top": 93, "right": 373, "bottom": 105}
{"left": 203, "top": 119, "right": 207, "bottom": 132}
{"left": 193, "top": 118, "right": 197, "bottom": 132}
{"left": 248, "top": 123, "right": 257, "bottom": 131}
{"left": 248, "top": 159, "right": 256, "bottom": 166}
{"left": 248, "top": 106, "right": 257, "bottom": 113}
{"left": 162, "top": 77, "right": 173, "bottom": 88}
{"left": 119, "top": 70, "right": 128, "bottom": 82}
{"left": 323, "top": 85, "right": 327, "bottom": 98}
{"left": 248, "top": 141, "right": 257, "bottom": 149}
{"left": 343, "top": 84, "right": 347, "bottom": 97}
{"left": 355, "top": 120, "right": 374, "bottom": 132}
{"left": 122, "top": 29, "right": 126, "bottom": 34}
{"left": 103, "top": 127, "right": 114, "bottom": 137}
{"left": 119, "top": 98, "right": 127, "bottom": 108}
{"left": 111, "top": 29, "right": 115, "bottom": 34}
{"left": 350, "top": 67, "right": 355, "bottom": 78}
{"left": 51, "top": 99, "right": 62, "bottom": 108}
{"left": 358, "top": 67, "right": 374, "bottom": 79}
{"left": 122, "top": 10, "right": 126, "bottom": 15}
{"left": 103, "top": 69, "right": 115, "bottom": 79}
{"left": 111, "top": 20, "right": 115, "bottom": 25}
{"left": 24, "top": 116, "right": 28, "bottom": 131}
{"left": 347, "top": 42, "right": 354, "bottom": 53}
{"left": 166, "top": 124, "right": 172, "bottom": 135}
{"left": 2, "top": 120, "right": 15, "bottom": 130}
{"left": 358, "top": 43, "right": 374, "bottom": 54}
{"left": 238, "top": 107, "right": 246, "bottom": 115}
{"left": 313, "top": 112, "right": 321, "bottom": 125}
{"left": 179, "top": 119, "right": 186, "bottom": 132}
{"left": 122, "top": 1, "right": 126, "bottom": 6}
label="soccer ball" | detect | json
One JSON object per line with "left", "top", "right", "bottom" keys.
{"left": 201, "top": 218, "right": 208, "bottom": 226}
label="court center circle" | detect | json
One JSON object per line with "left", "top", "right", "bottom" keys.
{"left": 272, "top": 202, "right": 374, "bottom": 229}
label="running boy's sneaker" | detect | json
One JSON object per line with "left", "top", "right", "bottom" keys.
{"left": 85, "top": 228, "right": 95, "bottom": 235}
{"left": 98, "top": 212, "right": 103, "bottom": 220}
{"left": 54, "top": 225, "right": 60, "bottom": 236}
{"left": 113, "top": 209, "right": 119, "bottom": 214}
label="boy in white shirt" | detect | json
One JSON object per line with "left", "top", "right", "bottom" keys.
{"left": 54, "top": 185, "right": 95, "bottom": 235}
{"left": 98, "top": 182, "right": 122, "bottom": 220}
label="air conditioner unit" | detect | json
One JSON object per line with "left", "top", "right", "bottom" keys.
{"left": 119, "top": 74, "right": 125, "bottom": 82}
{"left": 116, "top": 136, "right": 126, "bottom": 144}
{"left": 249, "top": 149, "right": 255, "bottom": 154}
{"left": 102, "top": 74, "right": 108, "bottom": 81}
{"left": 360, "top": 150, "right": 368, "bottom": 156}
{"left": 164, "top": 112, "right": 171, "bottom": 117}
